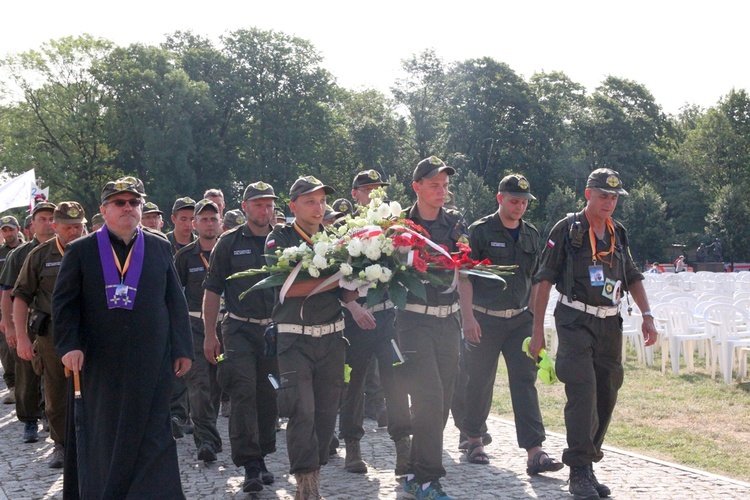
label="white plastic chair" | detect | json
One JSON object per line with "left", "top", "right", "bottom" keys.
{"left": 621, "top": 307, "right": 648, "bottom": 365}
{"left": 653, "top": 303, "right": 714, "bottom": 376}
{"left": 704, "top": 304, "right": 750, "bottom": 384}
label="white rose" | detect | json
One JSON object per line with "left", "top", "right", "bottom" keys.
{"left": 365, "top": 264, "right": 383, "bottom": 282}
{"left": 377, "top": 203, "right": 391, "bottom": 220}
{"left": 308, "top": 265, "right": 320, "bottom": 278}
{"left": 348, "top": 238, "right": 364, "bottom": 257}
{"left": 312, "top": 254, "right": 328, "bottom": 269}
{"left": 340, "top": 263, "right": 353, "bottom": 276}
{"left": 364, "top": 239, "right": 382, "bottom": 260}
{"left": 389, "top": 201, "right": 403, "bottom": 218}
{"left": 379, "top": 267, "right": 393, "bottom": 282}
{"left": 313, "top": 241, "right": 329, "bottom": 256}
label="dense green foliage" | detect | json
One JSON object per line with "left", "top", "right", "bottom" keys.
{"left": 1, "top": 31, "right": 747, "bottom": 263}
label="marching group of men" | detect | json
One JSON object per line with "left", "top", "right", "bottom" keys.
{"left": 0, "top": 157, "right": 656, "bottom": 500}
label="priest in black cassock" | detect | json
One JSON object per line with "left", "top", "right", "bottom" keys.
{"left": 52, "top": 177, "right": 193, "bottom": 499}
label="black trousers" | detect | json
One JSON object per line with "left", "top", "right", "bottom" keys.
{"left": 183, "top": 317, "right": 222, "bottom": 451}
{"left": 461, "top": 310, "right": 545, "bottom": 450}
{"left": 554, "top": 305, "right": 624, "bottom": 466}
{"left": 217, "top": 318, "right": 278, "bottom": 467}
{"left": 277, "top": 331, "right": 346, "bottom": 474}
{"left": 396, "top": 309, "right": 460, "bottom": 484}
{"left": 339, "top": 308, "right": 411, "bottom": 443}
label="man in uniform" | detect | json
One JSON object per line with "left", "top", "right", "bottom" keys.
{"left": 23, "top": 215, "right": 33, "bottom": 241}
{"left": 339, "top": 169, "right": 412, "bottom": 476}
{"left": 0, "top": 201, "right": 56, "bottom": 443}
{"left": 267, "top": 176, "right": 353, "bottom": 499}
{"left": 0, "top": 216, "right": 23, "bottom": 404}
{"left": 174, "top": 199, "right": 223, "bottom": 463}
{"left": 13, "top": 202, "right": 87, "bottom": 468}
{"left": 166, "top": 196, "right": 196, "bottom": 436}
{"left": 203, "top": 182, "right": 279, "bottom": 493}
{"left": 530, "top": 168, "right": 658, "bottom": 499}
{"left": 142, "top": 202, "right": 165, "bottom": 232}
{"left": 222, "top": 209, "right": 246, "bottom": 232}
{"left": 167, "top": 197, "right": 197, "bottom": 254}
{"left": 399, "top": 157, "right": 467, "bottom": 500}
{"left": 53, "top": 176, "right": 193, "bottom": 498}
{"left": 90, "top": 213, "right": 105, "bottom": 232}
{"left": 458, "top": 174, "right": 563, "bottom": 474}
{"left": 203, "top": 189, "right": 226, "bottom": 220}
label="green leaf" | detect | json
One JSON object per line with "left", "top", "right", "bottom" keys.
{"left": 365, "top": 284, "right": 386, "bottom": 308}
{"left": 395, "top": 271, "right": 426, "bottom": 301}
{"left": 388, "top": 284, "right": 408, "bottom": 309}
{"left": 237, "top": 273, "right": 288, "bottom": 300}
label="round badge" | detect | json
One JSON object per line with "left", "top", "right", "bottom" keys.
{"left": 518, "top": 178, "right": 529, "bottom": 190}
{"left": 67, "top": 207, "right": 80, "bottom": 218}
{"left": 255, "top": 181, "right": 268, "bottom": 190}
{"left": 606, "top": 175, "right": 620, "bottom": 188}
{"left": 429, "top": 156, "right": 442, "bottom": 165}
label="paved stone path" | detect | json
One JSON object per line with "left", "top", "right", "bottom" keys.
{"left": 1, "top": 382, "right": 749, "bottom": 499}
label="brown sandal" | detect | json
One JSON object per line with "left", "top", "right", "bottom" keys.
{"left": 466, "top": 442, "right": 490, "bottom": 465}
{"left": 526, "top": 451, "right": 564, "bottom": 475}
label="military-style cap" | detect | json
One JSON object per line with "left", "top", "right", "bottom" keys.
{"left": 24, "top": 215, "right": 32, "bottom": 228}
{"left": 412, "top": 156, "right": 456, "bottom": 182}
{"left": 172, "top": 197, "right": 196, "bottom": 214}
{"left": 275, "top": 209, "right": 286, "bottom": 221}
{"left": 331, "top": 198, "right": 354, "bottom": 215}
{"left": 352, "top": 169, "right": 390, "bottom": 189}
{"left": 142, "top": 202, "right": 163, "bottom": 215}
{"left": 101, "top": 176, "right": 146, "bottom": 203}
{"left": 91, "top": 213, "right": 105, "bottom": 227}
{"left": 289, "top": 176, "right": 334, "bottom": 201}
{"left": 323, "top": 205, "right": 340, "bottom": 221}
{"left": 194, "top": 198, "right": 219, "bottom": 217}
{"left": 498, "top": 174, "right": 537, "bottom": 200}
{"left": 243, "top": 181, "right": 279, "bottom": 201}
{"left": 586, "top": 168, "right": 628, "bottom": 196}
{"left": 0, "top": 216, "right": 19, "bottom": 229}
{"left": 223, "top": 209, "right": 246, "bottom": 230}
{"left": 32, "top": 201, "right": 57, "bottom": 217}
{"left": 54, "top": 201, "right": 87, "bottom": 224}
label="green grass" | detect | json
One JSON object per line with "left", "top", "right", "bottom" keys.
{"left": 489, "top": 345, "right": 750, "bottom": 482}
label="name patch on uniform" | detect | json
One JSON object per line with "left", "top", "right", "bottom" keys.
{"left": 188, "top": 266, "right": 206, "bottom": 273}
{"left": 233, "top": 249, "right": 252, "bottom": 256}
{"left": 45, "top": 261, "right": 62, "bottom": 268}
{"left": 490, "top": 242, "right": 506, "bottom": 248}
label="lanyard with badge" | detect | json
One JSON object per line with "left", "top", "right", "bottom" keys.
{"left": 584, "top": 212, "right": 621, "bottom": 304}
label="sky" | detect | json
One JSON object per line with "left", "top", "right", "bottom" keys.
{"left": 1, "top": 1, "right": 747, "bottom": 116}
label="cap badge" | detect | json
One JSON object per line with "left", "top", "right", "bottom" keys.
{"left": 606, "top": 175, "right": 620, "bottom": 188}
{"left": 368, "top": 170, "right": 379, "bottom": 180}
{"left": 1, "top": 217, "right": 9, "bottom": 223}
{"left": 518, "top": 178, "right": 529, "bottom": 190}
{"left": 254, "top": 181, "right": 268, "bottom": 190}
{"left": 115, "top": 181, "right": 132, "bottom": 191}
{"left": 67, "top": 207, "right": 80, "bottom": 218}
{"left": 428, "top": 156, "right": 442, "bottom": 165}
{"left": 304, "top": 176, "right": 321, "bottom": 185}
{"left": 236, "top": 215, "right": 246, "bottom": 225}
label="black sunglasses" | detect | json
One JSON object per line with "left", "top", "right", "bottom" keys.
{"left": 107, "top": 198, "right": 142, "bottom": 208}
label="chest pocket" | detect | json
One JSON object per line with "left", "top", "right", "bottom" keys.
{"left": 39, "top": 264, "right": 61, "bottom": 295}
{"left": 486, "top": 244, "right": 512, "bottom": 265}
{"left": 230, "top": 250, "right": 256, "bottom": 273}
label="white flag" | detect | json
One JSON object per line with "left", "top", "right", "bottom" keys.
{"left": 0, "top": 169, "right": 36, "bottom": 213}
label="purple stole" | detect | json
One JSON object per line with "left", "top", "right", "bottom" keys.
{"left": 97, "top": 226, "right": 145, "bottom": 310}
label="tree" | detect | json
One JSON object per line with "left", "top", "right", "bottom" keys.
{"left": 221, "top": 28, "right": 337, "bottom": 192}
{"left": 538, "top": 185, "right": 581, "bottom": 242}
{"left": 443, "top": 57, "right": 538, "bottom": 191}
{"left": 617, "top": 183, "right": 674, "bottom": 265}
{"left": 0, "top": 35, "right": 117, "bottom": 215}
{"left": 578, "top": 76, "right": 672, "bottom": 188}
{"left": 452, "top": 171, "right": 495, "bottom": 224}
{"left": 92, "top": 43, "right": 214, "bottom": 210}
{"left": 706, "top": 185, "right": 750, "bottom": 264}
{"left": 391, "top": 49, "right": 449, "bottom": 160}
